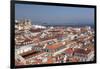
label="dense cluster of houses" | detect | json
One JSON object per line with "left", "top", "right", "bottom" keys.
{"left": 15, "top": 19, "right": 94, "bottom": 66}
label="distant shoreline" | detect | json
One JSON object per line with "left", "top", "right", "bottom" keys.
{"left": 36, "top": 24, "right": 94, "bottom": 28}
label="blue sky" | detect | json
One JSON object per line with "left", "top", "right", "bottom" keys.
{"left": 15, "top": 4, "right": 94, "bottom": 25}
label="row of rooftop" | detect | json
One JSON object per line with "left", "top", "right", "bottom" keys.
{"left": 15, "top": 19, "right": 95, "bottom": 66}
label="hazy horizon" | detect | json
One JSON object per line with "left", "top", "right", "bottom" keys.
{"left": 15, "top": 3, "right": 94, "bottom": 26}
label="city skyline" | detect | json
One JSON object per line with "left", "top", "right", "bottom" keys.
{"left": 15, "top": 4, "right": 94, "bottom": 26}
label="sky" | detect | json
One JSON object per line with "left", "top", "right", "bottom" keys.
{"left": 15, "top": 4, "right": 94, "bottom": 26}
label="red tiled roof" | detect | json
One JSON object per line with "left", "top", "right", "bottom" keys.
{"left": 74, "top": 48, "right": 91, "bottom": 55}
{"left": 47, "top": 42, "right": 64, "bottom": 50}
{"left": 65, "top": 48, "right": 73, "bottom": 54}
{"left": 47, "top": 57, "right": 54, "bottom": 64}
{"left": 69, "top": 57, "right": 79, "bottom": 62}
